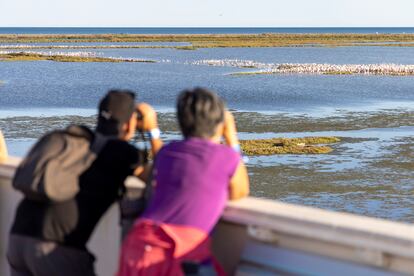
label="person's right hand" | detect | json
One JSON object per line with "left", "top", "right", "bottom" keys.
{"left": 223, "top": 110, "right": 239, "bottom": 146}
{"left": 0, "top": 130, "right": 8, "bottom": 163}
{"left": 135, "top": 103, "right": 158, "bottom": 131}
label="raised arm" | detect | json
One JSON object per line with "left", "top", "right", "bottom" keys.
{"left": 229, "top": 161, "right": 249, "bottom": 200}
{"left": 0, "top": 130, "right": 8, "bottom": 162}
{"left": 136, "top": 103, "right": 163, "bottom": 156}
{"left": 134, "top": 103, "right": 163, "bottom": 179}
{"left": 223, "top": 111, "right": 250, "bottom": 200}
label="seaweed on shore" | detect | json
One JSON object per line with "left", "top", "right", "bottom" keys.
{"left": 240, "top": 137, "right": 340, "bottom": 155}
{"left": 0, "top": 52, "right": 156, "bottom": 63}
{"left": 174, "top": 46, "right": 197, "bottom": 50}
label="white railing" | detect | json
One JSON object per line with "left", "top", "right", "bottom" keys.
{"left": 1, "top": 157, "right": 414, "bottom": 275}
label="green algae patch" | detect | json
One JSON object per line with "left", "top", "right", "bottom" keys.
{"left": 240, "top": 136, "right": 340, "bottom": 155}
{"left": 0, "top": 52, "right": 156, "bottom": 63}
{"left": 175, "top": 45, "right": 197, "bottom": 50}
{"left": 0, "top": 52, "right": 46, "bottom": 61}
{"left": 323, "top": 71, "right": 354, "bottom": 75}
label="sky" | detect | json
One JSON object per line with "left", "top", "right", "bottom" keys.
{"left": 1, "top": 0, "right": 414, "bottom": 27}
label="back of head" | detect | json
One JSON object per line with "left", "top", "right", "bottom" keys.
{"left": 97, "top": 90, "right": 136, "bottom": 136}
{"left": 177, "top": 87, "right": 225, "bottom": 139}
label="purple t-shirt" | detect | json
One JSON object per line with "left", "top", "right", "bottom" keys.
{"left": 142, "top": 138, "right": 240, "bottom": 233}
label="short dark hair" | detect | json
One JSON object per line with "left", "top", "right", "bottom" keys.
{"left": 96, "top": 90, "right": 136, "bottom": 136}
{"left": 177, "top": 87, "right": 225, "bottom": 139}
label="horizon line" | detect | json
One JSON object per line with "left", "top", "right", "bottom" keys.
{"left": 1, "top": 26, "right": 414, "bottom": 28}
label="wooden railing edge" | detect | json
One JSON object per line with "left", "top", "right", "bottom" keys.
{"left": 1, "top": 156, "right": 414, "bottom": 262}
{"left": 223, "top": 197, "right": 414, "bottom": 259}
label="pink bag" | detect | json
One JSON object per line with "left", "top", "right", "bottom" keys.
{"left": 117, "top": 219, "right": 226, "bottom": 276}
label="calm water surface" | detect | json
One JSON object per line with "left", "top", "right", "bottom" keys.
{"left": 1, "top": 46, "right": 414, "bottom": 111}
{"left": 1, "top": 43, "right": 413, "bottom": 222}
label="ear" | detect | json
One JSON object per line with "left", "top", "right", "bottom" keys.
{"left": 121, "top": 114, "right": 138, "bottom": 140}
{"left": 126, "top": 120, "right": 133, "bottom": 132}
{"left": 120, "top": 121, "right": 131, "bottom": 140}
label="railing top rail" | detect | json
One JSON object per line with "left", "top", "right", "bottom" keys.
{"left": 1, "top": 157, "right": 414, "bottom": 259}
{"left": 224, "top": 197, "right": 414, "bottom": 258}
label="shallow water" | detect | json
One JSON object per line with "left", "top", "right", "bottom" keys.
{"left": 1, "top": 110, "right": 413, "bottom": 222}
{"left": 1, "top": 44, "right": 413, "bottom": 222}
{"left": 1, "top": 46, "right": 414, "bottom": 113}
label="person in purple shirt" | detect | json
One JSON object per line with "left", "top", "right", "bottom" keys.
{"left": 118, "top": 88, "right": 249, "bottom": 276}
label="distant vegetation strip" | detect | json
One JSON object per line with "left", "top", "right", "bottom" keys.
{"left": 240, "top": 137, "right": 340, "bottom": 155}
{"left": 0, "top": 52, "right": 156, "bottom": 63}
{"left": 1, "top": 34, "right": 414, "bottom": 48}
{"left": 0, "top": 44, "right": 189, "bottom": 50}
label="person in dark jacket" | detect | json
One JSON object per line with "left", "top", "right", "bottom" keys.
{"left": 7, "top": 90, "right": 163, "bottom": 276}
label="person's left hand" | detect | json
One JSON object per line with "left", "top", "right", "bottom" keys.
{"left": 135, "top": 103, "right": 158, "bottom": 131}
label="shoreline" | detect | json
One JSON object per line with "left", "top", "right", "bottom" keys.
{"left": 0, "top": 51, "right": 156, "bottom": 63}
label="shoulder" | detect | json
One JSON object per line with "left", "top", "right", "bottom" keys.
{"left": 162, "top": 139, "right": 238, "bottom": 156}
{"left": 198, "top": 140, "right": 238, "bottom": 156}
{"left": 100, "top": 139, "right": 142, "bottom": 165}
{"left": 157, "top": 140, "right": 186, "bottom": 154}
{"left": 215, "top": 143, "right": 241, "bottom": 161}
{"left": 208, "top": 143, "right": 241, "bottom": 172}
{"left": 104, "top": 139, "right": 137, "bottom": 152}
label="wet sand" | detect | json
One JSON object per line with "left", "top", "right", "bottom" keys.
{"left": 2, "top": 109, "right": 413, "bottom": 138}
